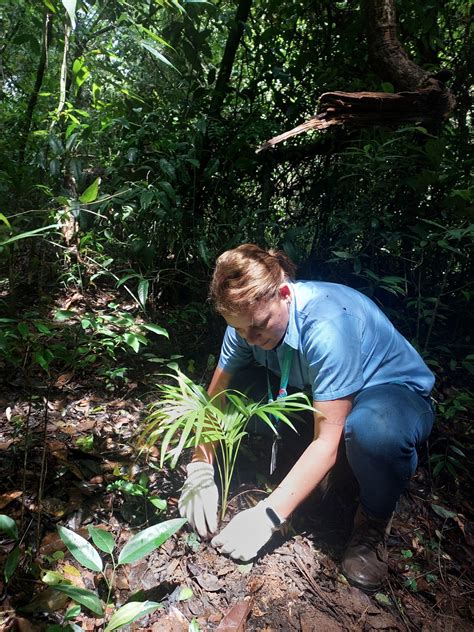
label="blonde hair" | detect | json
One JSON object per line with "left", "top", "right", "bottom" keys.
{"left": 210, "top": 244, "right": 296, "bottom": 314}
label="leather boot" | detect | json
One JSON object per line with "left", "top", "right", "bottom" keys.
{"left": 341, "top": 505, "right": 392, "bottom": 593}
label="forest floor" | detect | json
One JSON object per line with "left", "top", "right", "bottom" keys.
{"left": 1, "top": 292, "right": 473, "bottom": 632}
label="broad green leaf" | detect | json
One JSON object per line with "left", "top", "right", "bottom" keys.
{"left": 87, "top": 526, "right": 115, "bottom": 554}
{"left": 0, "top": 515, "right": 18, "bottom": 540}
{"left": 142, "top": 323, "right": 169, "bottom": 338}
{"left": 52, "top": 584, "right": 104, "bottom": 616}
{"left": 58, "top": 526, "right": 103, "bottom": 572}
{"left": 118, "top": 518, "right": 186, "bottom": 564}
{"left": 138, "top": 279, "right": 149, "bottom": 309}
{"left": 79, "top": 177, "right": 100, "bottom": 204}
{"left": 123, "top": 333, "right": 140, "bottom": 353}
{"left": 5, "top": 546, "right": 20, "bottom": 582}
{"left": 61, "top": 0, "right": 77, "bottom": 29}
{"left": 104, "top": 600, "right": 163, "bottom": 631}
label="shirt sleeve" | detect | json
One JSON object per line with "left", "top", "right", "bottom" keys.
{"left": 302, "top": 313, "right": 365, "bottom": 401}
{"left": 217, "top": 326, "right": 254, "bottom": 375}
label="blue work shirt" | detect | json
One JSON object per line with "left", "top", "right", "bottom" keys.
{"left": 217, "top": 281, "right": 435, "bottom": 402}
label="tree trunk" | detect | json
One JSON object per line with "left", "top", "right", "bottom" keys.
{"left": 18, "top": 11, "right": 52, "bottom": 169}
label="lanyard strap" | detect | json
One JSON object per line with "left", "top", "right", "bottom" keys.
{"left": 266, "top": 344, "right": 293, "bottom": 403}
{"left": 267, "top": 345, "right": 294, "bottom": 475}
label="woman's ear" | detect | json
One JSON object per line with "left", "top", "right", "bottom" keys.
{"left": 278, "top": 283, "right": 291, "bottom": 302}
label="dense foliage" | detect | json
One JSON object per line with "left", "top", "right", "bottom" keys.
{"left": 0, "top": 0, "right": 472, "bottom": 383}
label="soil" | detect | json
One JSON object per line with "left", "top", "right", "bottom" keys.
{"left": 1, "top": 377, "right": 473, "bottom": 632}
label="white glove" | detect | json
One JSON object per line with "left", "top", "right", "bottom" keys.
{"left": 211, "top": 500, "right": 285, "bottom": 562}
{"left": 178, "top": 462, "right": 219, "bottom": 539}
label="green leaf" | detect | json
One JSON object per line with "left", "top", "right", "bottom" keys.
{"left": 123, "top": 333, "right": 140, "bottom": 353}
{"left": 61, "top": 0, "right": 77, "bottom": 29}
{"left": 79, "top": 177, "right": 100, "bottom": 204}
{"left": 0, "top": 213, "right": 11, "bottom": 228}
{"left": 177, "top": 587, "right": 193, "bottom": 601}
{"left": 58, "top": 526, "right": 103, "bottom": 572}
{"left": 5, "top": 546, "right": 20, "bottom": 582}
{"left": 149, "top": 497, "right": 167, "bottom": 511}
{"left": 431, "top": 504, "right": 457, "bottom": 520}
{"left": 0, "top": 224, "right": 59, "bottom": 247}
{"left": 42, "top": 570, "right": 67, "bottom": 585}
{"left": 142, "top": 323, "right": 169, "bottom": 338}
{"left": 54, "top": 309, "right": 77, "bottom": 321}
{"left": 138, "top": 279, "right": 149, "bottom": 309}
{"left": 0, "top": 515, "right": 18, "bottom": 540}
{"left": 117, "top": 518, "right": 186, "bottom": 564}
{"left": 65, "top": 604, "right": 82, "bottom": 620}
{"left": 374, "top": 592, "right": 392, "bottom": 606}
{"left": 104, "top": 600, "right": 163, "bottom": 631}
{"left": 140, "top": 42, "right": 178, "bottom": 72}
{"left": 52, "top": 584, "right": 104, "bottom": 616}
{"left": 87, "top": 526, "right": 115, "bottom": 554}
{"left": 188, "top": 619, "right": 202, "bottom": 632}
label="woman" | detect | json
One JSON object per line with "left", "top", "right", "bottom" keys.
{"left": 178, "top": 244, "right": 435, "bottom": 592}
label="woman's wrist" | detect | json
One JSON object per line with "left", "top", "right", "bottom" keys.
{"left": 192, "top": 442, "right": 216, "bottom": 464}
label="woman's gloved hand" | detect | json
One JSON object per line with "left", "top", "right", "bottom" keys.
{"left": 178, "top": 462, "right": 219, "bottom": 538}
{"left": 211, "top": 500, "right": 284, "bottom": 562}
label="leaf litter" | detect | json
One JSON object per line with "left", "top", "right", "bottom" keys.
{"left": 0, "top": 378, "right": 473, "bottom": 630}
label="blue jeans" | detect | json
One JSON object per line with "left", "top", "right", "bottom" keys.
{"left": 231, "top": 368, "right": 435, "bottom": 520}
{"left": 344, "top": 384, "right": 435, "bottom": 519}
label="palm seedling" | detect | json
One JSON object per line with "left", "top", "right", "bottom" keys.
{"left": 141, "top": 369, "right": 314, "bottom": 519}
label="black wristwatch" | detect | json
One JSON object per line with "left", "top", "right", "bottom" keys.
{"left": 265, "top": 506, "right": 286, "bottom": 529}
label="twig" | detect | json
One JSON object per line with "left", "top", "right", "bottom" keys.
{"left": 293, "top": 554, "right": 346, "bottom": 625}
{"left": 36, "top": 386, "right": 52, "bottom": 550}
{"left": 20, "top": 399, "right": 32, "bottom": 530}
{"left": 386, "top": 576, "right": 413, "bottom": 631}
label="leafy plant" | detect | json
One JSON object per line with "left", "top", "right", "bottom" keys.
{"left": 141, "top": 370, "right": 314, "bottom": 519}
{"left": 106, "top": 472, "right": 167, "bottom": 511}
{"left": 0, "top": 306, "right": 168, "bottom": 386}
{"left": 42, "top": 519, "right": 186, "bottom": 630}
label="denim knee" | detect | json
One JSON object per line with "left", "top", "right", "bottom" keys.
{"left": 344, "top": 384, "right": 434, "bottom": 517}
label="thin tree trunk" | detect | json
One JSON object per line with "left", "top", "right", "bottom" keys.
{"left": 18, "top": 12, "right": 52, "bottom": 169}
{"left": 194, "top": 0, "right": 253, "bottom": 223}
{"left": 208, "top": 0, "right": 253, "bottom": 119}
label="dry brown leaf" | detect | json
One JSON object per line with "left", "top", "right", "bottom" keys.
{"left": 215, "top": 597, "right": 252, "bottom": 632}
{"left": 0, "top": 490, "right": 22, "bottom": 509}
{"left": 194, "top": 572, "right": 223, "bottom": 592}
{"left": 151, "top": 606, "right": 188, "bottom": 632}
{"left": 20, "top": 587, "right": 70, "bottom": 613}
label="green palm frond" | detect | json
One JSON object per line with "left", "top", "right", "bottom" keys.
{"left": 142, "top": 369, "right": 315, "bottom": 517}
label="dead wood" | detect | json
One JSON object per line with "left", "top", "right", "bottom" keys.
{"left": 257, "top": 0, "right": 455, "bottom": 154}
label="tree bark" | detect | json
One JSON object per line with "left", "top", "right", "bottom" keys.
{"left": 208, "top": 0, "right": 253, "bottom": 119}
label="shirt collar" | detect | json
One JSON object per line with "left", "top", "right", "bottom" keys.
{"left": 282, "top": 283, "right": 299, "bottom": 350}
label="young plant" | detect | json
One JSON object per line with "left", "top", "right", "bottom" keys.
{"left": 42, "top": 518, "right": 186, "bottom": 630}
{"left": 141, "top": 370, "right": 314, "bottom": 519}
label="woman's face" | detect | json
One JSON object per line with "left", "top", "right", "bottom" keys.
{"left": 222, "top": 284, "right": 291, "bottom": 350}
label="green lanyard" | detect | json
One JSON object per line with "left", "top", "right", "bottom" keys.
{"left": 266, "top": 344, "right": 294, "bottom": 475}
